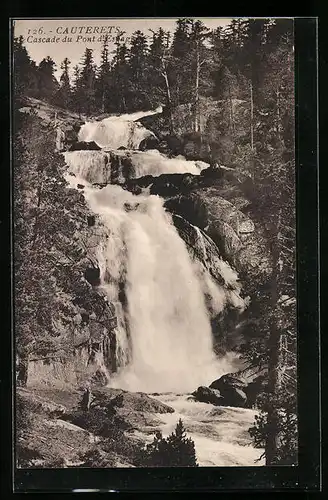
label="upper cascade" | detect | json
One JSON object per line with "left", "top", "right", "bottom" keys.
{"left": 78, "top": 107, "right": 162, "bottom": 150}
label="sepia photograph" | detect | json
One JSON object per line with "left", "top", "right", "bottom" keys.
{"left": 12, "top": 17, "right": 297, "bottom": 470}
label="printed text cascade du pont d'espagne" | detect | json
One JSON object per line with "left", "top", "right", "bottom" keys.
{"left": 25, "top": 25, "right": 130, "bottom": 44}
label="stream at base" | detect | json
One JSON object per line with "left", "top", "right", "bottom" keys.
{"left": 134, "top": 393, "right": 265, "bottom": 467}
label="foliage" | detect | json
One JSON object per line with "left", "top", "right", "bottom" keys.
{"left": 13, "top": 110, "right": 110, "bottom": 368}
{"left": 248, "top": 388, "right": 297, "bottom": 465}
{"left": 13, "top": 18, "right": 293, "bottom": 122}
{"left": 140, "top": 419, "right": 198, "bottom": 467}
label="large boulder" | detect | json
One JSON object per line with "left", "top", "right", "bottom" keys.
{"left": 91, "top": 388, "right": 175, "bottom": 414}
{"left": 209, "top": 374, "right": 247, "bottom": 408}
{"left": 139, "top": 135, "right": 160, "bottom": 151}
{"left": 68, "top": 140, "right": 101, "bottom": 151}
{"left": 62, "top": 387, "right": 174, "bottom": 436}
{"left": 165, "top": 189, "right": 271, "bottom": 281}
{"left": 209, "top": 366, "right": 268, "bottom": 408}
{"left": 192, "top": 386, "right": 224, "bottom": 406}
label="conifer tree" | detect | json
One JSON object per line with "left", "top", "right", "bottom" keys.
{"left": 148, "top": 28, "right": 174, "bottom": 128}
{"left": 170, "top": 18, "right": 194, "bottom": 105}
{"left": 37, "top": 56, "right": 59, "bottom": 102}
{"left": 77, "top": 48, "right": 97, "bottom": 115}
{"left": 128, "top": 30, "right": 150, "bottom": 110}
{"left": 54, "top": 57, "right": 71, "bottom": 108}
{"left": 13, "top": 36, "right": 39, "bottom": 101}
{"left": 96, "top": 35, "right": 112, "bottom": 113}
{"left": 112, "top": 32, "right": 130, "bottom": 113}
{"left": 142, "top": 419, "right": 198, "bottom": 467}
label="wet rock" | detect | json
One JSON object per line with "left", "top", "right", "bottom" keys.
{"left": 87, "top": 215, "right": 96, "bottom": 227}
{"left": 117, "top": 146, "right": 127, "bottom": 150}
{"left": 165, "top": 189, "right": 271, "bottom": 281}
{"left": 84, "top": 266, "right": 101, "bottom": 286}
{"left": 192, "top": 386, "right": 224, "bottom": 406}
{"left": 139, "top": 135, "right": 160, "bottom": 151}
{"left": 62, "top": 388, "right": 174, "bottom": 438}
{"left": 209, "top": 374, "right": 247, "bottom": 408}
{"left": 68, "top": 140, "right": 101, "bottom": 151}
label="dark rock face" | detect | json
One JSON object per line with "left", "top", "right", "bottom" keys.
{"left": 208, "top": 367, "right": 268, "bottom": 408}
{"left": 165, "top": 188, "right": 271, "bottom": 281}
{"left": 87, "top": 215, "right": 96, "bottom": 227}
{"left": 139, "top": 135, "right": 160, "bottom": 151}
{"left": 68, "top": 140, "right": 101, "bottom": 151}
{"left": 192, "top": 386, "right": 224, "bottom": 406}
{"left": 209, "top": 374, "right": 247, "bottom": 408}
{"left": 244, "top": 374, "right": 267, "bottom": 408}
{"left": 149, "top": 173, "right": 197, "bottom": 197}
{"left": 84, "top": 266, "right": 101, "bottom": 286}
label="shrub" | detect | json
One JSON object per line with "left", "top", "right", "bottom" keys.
{"left": 140, "top": 419, "right": 198, "bottom": 467}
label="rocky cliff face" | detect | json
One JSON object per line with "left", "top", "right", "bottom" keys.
{"left": 123, "top": 167, "right": 272, "bottom": 285}
{"left": 16, "top": 386, "right": 174, "bottom": 468}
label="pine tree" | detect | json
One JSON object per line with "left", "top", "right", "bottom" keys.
{"left": 54, "top": 57, "right": 71, "bottom": 108}
{"left": 77, "top": 48, "right": 97, "bottom": 115}
{"left": 170, "top": 18, "right": 194, "bottom": 105}
{"left": 96, "top": 35, "right": 112, "bottom": 113}
{"left": 128, "top": 30, "right": 150, "bottom": 110}
{"left": 111, "top": 33, "right": 131, "bottom": 113}
{"left": 13, "top": 36, "right": 39, "bottom": 101}
{"left": 71, "top": 64, "right": 83, "bottom": 115}
{"left": 142, "top": 419, "right": 198, "bottom": 467}
{"left": 148, "top": 28, "right": 174, "bottom": 129}
{"left": 37, "top": 56, "right": 59, "bottom": 102}
{"left": 189, "top": 20, "right": 212, "bottom": 132}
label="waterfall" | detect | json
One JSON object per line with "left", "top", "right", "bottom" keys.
{"left": 126, "top": 150, "right": 206, "bottom": 177}
{"left": 64, "top": 108, "right": 243, "bottom": 393}
{"left": 64, "top": 149, "right": 207, "bottom": 184}
{"left": 78, "top": 107, "right": 162, "bottom": 149}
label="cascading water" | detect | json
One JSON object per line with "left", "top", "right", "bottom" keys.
{"left": 63, "top": 108, "right": 261, "bottom": 466}
{"left": 66, "top": 176, "right": 228, "bottom": 393}
{"left": 78, "top": 106, "right": 162, "bottom": 149}
{"left": 64, "top": 108, "right": 245, "bottom": 393}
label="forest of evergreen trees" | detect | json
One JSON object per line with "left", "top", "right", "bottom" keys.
{"left": 13, "top": 18, "right": 293, "bottom": 120}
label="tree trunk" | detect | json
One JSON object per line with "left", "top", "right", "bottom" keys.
{"left": 17, "top": 354, "right": 29, "bottom": 387}
{"left": 194, "top": 41, "right": 202, "bottom": 133}
{"left": 228, "top": 83, "right": 235, "bottom": 137}
{"left": 101, "top": 88, "right": 105, "bottom": 114}
{"left": 162, "top": 66, "right": 174, "bottom": 134}
{"left": 265, "top": 214, "right": 283, "bottom": 465}
{"left": 250, "top": 81, "right": 254, "bottom": 150}
{"left": 31, "top": 174, "right": 44, "bottom": 250}
{"left": 276, "top": 88, "right": 281, "bottom": 142}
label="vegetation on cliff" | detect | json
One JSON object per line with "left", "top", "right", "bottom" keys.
{"left": 14, "top": 108, "right": 115, "bottom": 387}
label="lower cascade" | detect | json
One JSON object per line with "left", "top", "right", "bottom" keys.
{"left": 64, "top": 109, "right": 245, "bottom": 394}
